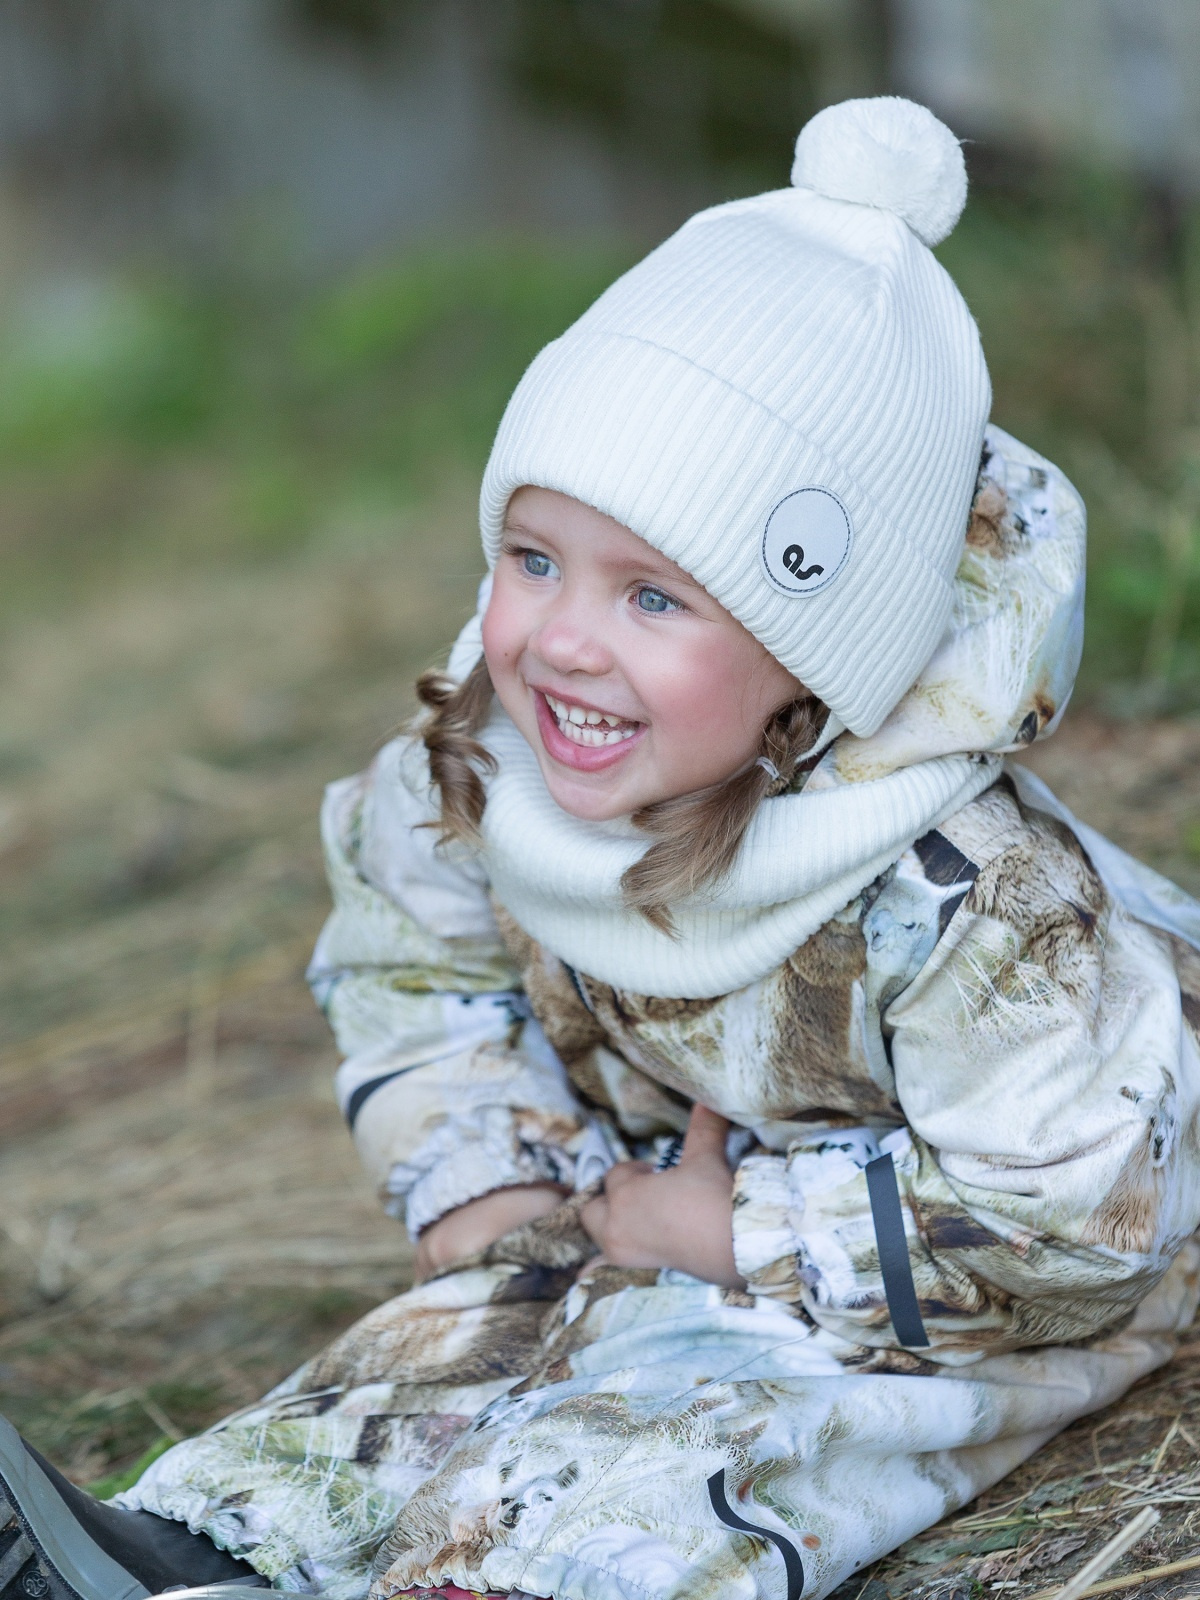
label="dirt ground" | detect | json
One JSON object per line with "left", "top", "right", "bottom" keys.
{"left": 1, "top": 496, "right": 1199, "bottom": 1593}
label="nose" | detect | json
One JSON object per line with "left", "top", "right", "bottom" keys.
{"left": 529, "top": 592, "right": 614, "bottom": 678}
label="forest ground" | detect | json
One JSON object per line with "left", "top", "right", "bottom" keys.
{"left": 1, "top": 491, "right": 1199, "bottom": 1597}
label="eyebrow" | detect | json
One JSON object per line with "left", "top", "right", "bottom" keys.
{"left": 500, "top": 517, "right": 548, "bottom": 541}
{"left": 501, "top": 519, "right": 706, "bottom": 593}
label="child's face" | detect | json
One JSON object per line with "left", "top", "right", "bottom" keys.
{"left": 482, "top": 486, "right": 804, "bottom": 821}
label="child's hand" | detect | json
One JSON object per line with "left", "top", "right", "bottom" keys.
{"left": 413, "top": 1182, "right": 568, "bottom": 1281}
{"left": 580, "top": 1104, "right": 745, "bottom": 1288}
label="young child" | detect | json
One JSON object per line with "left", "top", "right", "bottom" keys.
{"left": 4, "top": 95, "right": 1200, "bottom": 1600}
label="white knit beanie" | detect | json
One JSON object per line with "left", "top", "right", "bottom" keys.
{"left": 479, "top": 97, "right": 991, "bottom": 737}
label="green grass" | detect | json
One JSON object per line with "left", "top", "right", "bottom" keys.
{"left": 0, "top": 1287, "right": 390, "bottom": 1487}
{"left": 86, "top": 1437, "right": 176, "bottom": 1501}
{"left": 2, "top": 183, "right": 1199, "bottom": 703}
{"left": 0, "top": 241, "right": 633, "bottom": 615}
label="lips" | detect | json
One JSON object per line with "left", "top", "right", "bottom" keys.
{"left": 533, "top": 690, "right": 645, "bottom": 772}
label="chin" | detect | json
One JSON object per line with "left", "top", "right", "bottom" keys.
{"left": 541, "top": 768, "right": 633, "bottom": 822}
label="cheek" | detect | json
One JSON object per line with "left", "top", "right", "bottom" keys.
{"left": 645, "top": 636, "right": 765, "bottom": 754}
{"left": 480, "top": 582, "right": 526, "bottom": 680}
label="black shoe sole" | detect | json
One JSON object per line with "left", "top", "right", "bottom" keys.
{"left": 0, "top": 1419, "right": 148, "bottom": 1600}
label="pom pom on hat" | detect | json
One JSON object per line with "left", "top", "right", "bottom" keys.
{"left": 481, "top": 95, "right": 990, "bottom": 736}
{"left": 790, "top": 96, "right": 967, "bottom": 247}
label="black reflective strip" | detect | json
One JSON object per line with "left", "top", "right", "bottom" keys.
{"left": 345, "top": 1069, "right": 407, "bottom": 1129}
{"left": 562, "top": 963, "right": 596, "bottom": 1015}
{"left": 707, "top": 1469, "right": 804, "bottom": 1600}
{"left": 865, "top": 1153, "right": 929, "bottom": 1348}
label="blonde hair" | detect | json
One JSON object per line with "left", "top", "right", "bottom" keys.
{"left": 415, "top": 658, "right": 827, "bottom": 932}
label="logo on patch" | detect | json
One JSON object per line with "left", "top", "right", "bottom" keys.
{"left": 760, "top": 488, "right": 853, "bottom": 596}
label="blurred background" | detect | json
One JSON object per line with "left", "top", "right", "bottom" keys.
{"left": 1, "top": 0, "right": 1199, "bottom": 1503}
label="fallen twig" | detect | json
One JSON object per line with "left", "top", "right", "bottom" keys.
{"left": 1036, "top": 1508, "right": 1159, "bottom": 1600}
{"left": 1024, "top": 1547, "right": 1200, "bottom": 1600}
{"left": 1150, "top": 1416, "right": 1181, "bottom": 1475}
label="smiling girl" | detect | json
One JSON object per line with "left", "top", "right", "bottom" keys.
{"left": 485, "top": 488, "right": 803, "bottom": 820}
{"left": 415, "top": 484, "right": 811, "bottom": 1291}
{"left": 8, "top": 95, "right": 1200, "bottom": 1600}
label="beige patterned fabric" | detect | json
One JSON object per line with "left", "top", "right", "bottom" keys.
{"left": 119, "top": 758, "right": 1200, "bottom": 1600}
{"left": 118, "top": 433, "right": 1200, "bottom": 1600}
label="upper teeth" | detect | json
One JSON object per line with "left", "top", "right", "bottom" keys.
{"left": 545, "top": 694, "right": 626, "bottom": 727}
{"left": 544, "top": 693, "right": 638, "bottom": 747}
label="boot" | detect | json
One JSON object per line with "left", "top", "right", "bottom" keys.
{"left": 0, "top": 1418, "right": 265, "bottom": 1600}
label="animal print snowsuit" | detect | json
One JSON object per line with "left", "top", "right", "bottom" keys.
{"left": 119, "top": 433, "right": 1200, "bottom": 1600}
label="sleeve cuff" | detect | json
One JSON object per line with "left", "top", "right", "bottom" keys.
{"left": 387, "top": 1104, "right": 582, "bottom": 1237}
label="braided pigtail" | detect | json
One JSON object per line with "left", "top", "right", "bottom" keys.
{"left": 415, "top": 656, "right": 496, "bottom": 844}
{"left": 620, "top": 696, "right": 829, "bottom": 933}
{"left": 416, "top": 657, "right": 829, "bottom": 931}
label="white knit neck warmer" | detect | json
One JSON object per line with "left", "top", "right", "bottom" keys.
{"left": 480, "top": 712, "right": 997, "bottom": 996}
{"left": 451, "top": 425, "right": 1086, "bottom": 998}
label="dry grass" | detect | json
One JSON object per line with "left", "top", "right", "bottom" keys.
{"left": 0, "top": 484, "right": 483, "bottom": 1480}
{"left": 1022, "top": 714, "right": 1200, "bottom": 901}
{"left": 1, "top": 485, "right": 1199, "bottom": 1591}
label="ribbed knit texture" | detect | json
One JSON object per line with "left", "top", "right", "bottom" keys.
{"left": 479, "top": 99, "right": 991, "bottom": 736}
{"left": 478, "top": 709, "right": 997, "bottom": 996}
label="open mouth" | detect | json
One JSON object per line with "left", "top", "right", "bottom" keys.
{"left": 542, "top": 692, "right": 641, "bottom": 748}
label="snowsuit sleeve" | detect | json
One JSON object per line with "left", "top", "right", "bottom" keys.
{"left": 731, "top": 798, "right": 1200, "bottom": 1359}
{"left": 308, "top": 737, "right": 593, "bottom": 1239}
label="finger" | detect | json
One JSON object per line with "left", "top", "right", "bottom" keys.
{"left": 600, "top": 1159, "right": 654, "bottom": 1194}
{"left": 680, "top": 1103, "right": 733, "bottom": 1166}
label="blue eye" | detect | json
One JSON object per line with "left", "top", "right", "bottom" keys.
{"left": 522, "top": 550, "right": 557, "bottom": 578}
{"left": 636, "top": 586, "right": 679, "bottom": 614}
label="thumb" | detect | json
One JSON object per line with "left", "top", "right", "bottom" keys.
{"left": 680, "top": 1103, "right": 733, "bottom": 1168}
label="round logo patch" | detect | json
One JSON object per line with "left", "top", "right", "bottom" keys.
{"left": 760, "top": 488, "right": 853, "bottom": 597}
